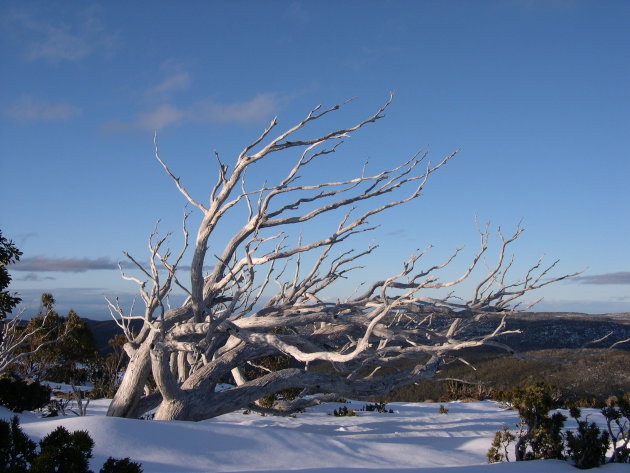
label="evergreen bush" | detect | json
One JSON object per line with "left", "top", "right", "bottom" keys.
{"left": 0, "top": 416, "right": 37, "bottom": 473}
{"left": 509, "top": 382, "right": 566, "bottom": 461}
{"left": 0, "top": 416, "right": 143, "bottom": 473}
{"left": 361, "top": 402, "right": 393, "bottom": 413}
{"left": 333, "top": 406, "right": 356, "bottom": 417}
{"left": 565, "top": 420, "right": 609, "bottom": 469}
{"left": 30, "top": 426, "right": 94, "bottom": 473}
{"left": 0, "top": 377, "right": 50, "bottom": 413}
{"left": 489, "top": 384, "right": 630, "bottom": 468}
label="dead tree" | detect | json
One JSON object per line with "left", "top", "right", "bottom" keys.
{"left": 106, "top": 95, "right": 576, "bottom": 421}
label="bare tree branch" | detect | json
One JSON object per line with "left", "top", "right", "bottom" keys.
{"left": 105, "top": 96, "right": 577, "bottom": 422}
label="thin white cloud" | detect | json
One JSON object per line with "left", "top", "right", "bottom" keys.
{"left": 137, "top": 104, "right": 186, "bottom": 131}
{"left": 7, "top": 6, "right": 117, "bottom": 64}
{"left": 147, "top": 72, "right": 191, "bottom": 97}
{"left": 107, "top": 93, "right": 281, "bottom": 132}
{"left": 27, "top": 26, "right": 92, "bottom": 62}
{"left": 194, "top": 94, "right": 279, "bottom": 124}
{"left": 4, "top": 96, "right": 82, "bottom": 122}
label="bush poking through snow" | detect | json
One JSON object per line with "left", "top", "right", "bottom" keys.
{"left": 488, "top": 383, "right": 566, "bottom": 463}
{"left": 490, "top": 385, "right": 630, "bottom": 468}
{"left": 0, "top": 416, "right": 143, "bottom": 473}
{"left": 508, "top": 382, "right": 566, "bottom": 461}
{"left": 361, "top": 402, "right": 393, "bottom": 413}
{"left": 565, "top": 419, "right": 610, "bottom": 469}
{"left": 332, "top": 406, "right": 356, "bottom": 417}
{"left": 602, "top": 393, "right": 630, "bottom": 463}
{"left": 29, "top": 426, "right": 94, "bottom": 473}
{"left": 487, "top": 425, "right": 515, "bottom": 463}
{"left": 438, "top": 404, "right": 449, "bottom": 415}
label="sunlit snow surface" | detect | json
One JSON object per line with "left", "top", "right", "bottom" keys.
{"left": 1, "top": 399, "right": 627, "bottom": 473}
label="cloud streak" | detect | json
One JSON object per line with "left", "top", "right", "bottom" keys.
{"left": 12, "top": 256, "right": 118, "bottom": 273}
{"left": 11, "top": 255, "right": 211, "bottom": 274}
{"left": 4, "top": 96, "right": 82, "bottom": 122}
{"left": 8, "top": 6, "right": 118, "bottom": 63}
{"left": 192, "top": 94, "right": 279, "bottom": 124}
{"left": 137, "top": 104, "right": 186, "bottom": 130}
{"left": 16, "top": 273, "right": 56, "bottom": 282}
{"left": 573, "top": 272, "right": 630, "bottom": 285}
{"left": 108, "top": 93, "right": 281, "bottom": 132}
{"left": 146, "top": 72, "right": 191, "bottom": 97}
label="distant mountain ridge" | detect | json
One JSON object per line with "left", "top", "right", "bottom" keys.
{"left": 480, "top": 311, "right": 630, "bottom": 352}
{"left": 83, "top": 311, "right": 630, "bottom": 356}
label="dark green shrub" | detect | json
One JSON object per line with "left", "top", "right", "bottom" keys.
{"left": 526, "top": 411, "right": 566, "bottom": 461}
{"left": 0, "top": 417, "right": 143, "bottom": 473}
{"left": 508, "top": 382, "right": 566, "bottom": 461}
{"left": 333, "top": 406, "right": 356, "bottom": 417}
{"left": 99, "top": 457, "right": 143, "bottom": 473}
{"left": 567, "top": 403, "right": 582, "bottom": 420}
{"left": 0, "top": 377, "right": 51, "bottom": 412}
{"left": 438, "top": 404, "right": 448, "bottom": 415}
{"left": 361, "top": 402, "right": 393, "bottom": 413}
{"left": 30, "top": 426, "right": 94, "bottom": 473}
{"left": 0, "top": 416, "right": 37, "bottom": 473}
{"left": 566, "top": 420, "right": 609, "bottom": 469}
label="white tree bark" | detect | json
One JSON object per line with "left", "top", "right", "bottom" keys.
{"left": 106, "top": 95, "right": 578, "bottom": 421}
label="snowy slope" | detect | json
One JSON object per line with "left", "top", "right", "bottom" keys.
{"left": 1, "top": 400, "right": 627, "bottom": 473}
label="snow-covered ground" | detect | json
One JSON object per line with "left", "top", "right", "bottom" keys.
{"left": 1, "top": 399, "right": 626, "bottom": 473}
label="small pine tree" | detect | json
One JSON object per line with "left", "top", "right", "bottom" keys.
{"left": 30, "top": 426, "right": 94, "bottom": 473}
{"left": 0, "top": 416, "right": 37, "bottom": 473}
{"left": 438, "top": 404, "right": 449, "bottom": 415}
{"left": 487, "top": 425, "right": 515, "bottom": 463}
{"left": 566, "top": 420, "right": 610, "bottom": 469}
{"left": 528, "top": 411, "right": 566, "bottom": 460}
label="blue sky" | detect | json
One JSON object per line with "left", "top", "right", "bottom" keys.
{"left": 1, "top": 0, "right": 629, "bottom": 319}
